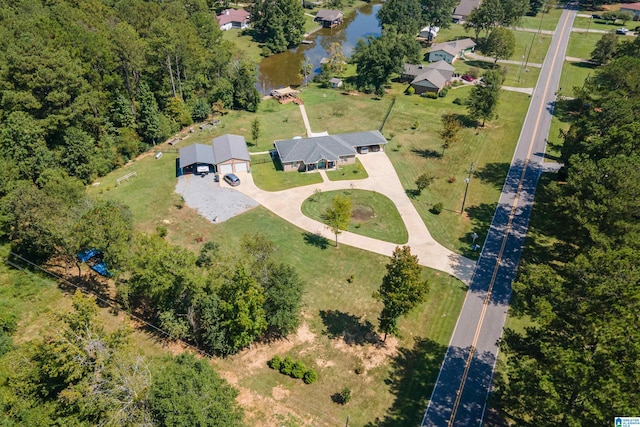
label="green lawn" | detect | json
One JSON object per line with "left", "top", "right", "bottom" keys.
{"left": 179, "top": 98, "right": 306, "bottom": 152}
{"left": 565, "top": 31, "right": 604, "bottom": 59}
{"left": 326, "top": 158, "right": 369, "bottom": 181}
{"left": 432, "top": 23, "right": 473, "bottom": 43}
{"left": 206, "top": 208, "right": 464, "bottom": 426}
{"left": 516, "top": 7, "right": 564, "bottom": 31}
{"left": 251, "top": 153, "right": 324, "bottom": 191}
{"left": 573, "top": 16, "right": 634, "bottom": 31}
{"left": 508, "top": 30, "right": 553, "bottom": 64}
{"left": 559, "top": 60, "right": 596, "bottom": 97}
{"left": 382, "top": 85, "right": 532, "bottom": 257}
{"left": 455, "top": 59, "right": 541, "bottom": 88}
{"left": 301, "top": 189, "right": 408, "bottom": 244}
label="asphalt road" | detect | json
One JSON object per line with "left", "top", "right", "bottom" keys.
{"left": 421, "top": 4, "right": 578, "bottom": 426}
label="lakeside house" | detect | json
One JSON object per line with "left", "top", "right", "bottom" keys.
{"left": 216, "top": 9, "right": 250, "bottom": 30}
{"left": 315, "top": 9, "right": 344, "bottom": 28}
{"left": 452, "top": 0, "right": 481, "bottom": 23}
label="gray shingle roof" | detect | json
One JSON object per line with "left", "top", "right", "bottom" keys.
{"left": 429, "top": 38, "right": 476, "bottom": 56}
{"left": 453, "top": 0, "right": 481, "bottom": 19}
{"left": 275, "top": 131, "right": 387, "bottom": 164}
{"left": 411, "top": 61, "right": 455, "bottom": 90}
{"left": 212, "top": 134, "right": 250, "bottom": 163}
{"left": 179, "top": 144, "right": 217, "bottom": 169}
{"left": 315, "top": 9, "right": 343, "bottom": 22}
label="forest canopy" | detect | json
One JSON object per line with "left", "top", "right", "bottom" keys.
{"left": 0, "top": 0, "right": 260, "bottom": 186}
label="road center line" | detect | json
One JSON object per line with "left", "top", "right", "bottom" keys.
{"left": 446, "top": 9, "right": 572, "bottom": 426}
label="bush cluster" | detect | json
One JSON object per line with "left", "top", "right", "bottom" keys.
{"left": 268, "top": 355, "right": 318, "bottom": 384}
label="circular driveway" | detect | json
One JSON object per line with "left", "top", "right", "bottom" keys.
{"left": 175, "top": 174, "right": 258, "bottom": 223}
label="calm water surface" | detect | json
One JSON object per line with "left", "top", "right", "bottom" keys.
{"left": 257, "top": 3, "right": 382, "bottom": 93}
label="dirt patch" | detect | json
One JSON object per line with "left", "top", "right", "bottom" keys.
{"left": 271, "top": 384, "right": 290, "bottom": 400}
{"left": 315, "top": 358, "right": 335, "bottom": 368}
{"left": 351, "top": 204, "right": 375, "bottom": 222}
{"left": 332, "top": 335, "right": 399, "bottom": 371}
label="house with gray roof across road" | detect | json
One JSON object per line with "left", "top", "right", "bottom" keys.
{"left": 274, "top": 131, "right": 387, "bottom": 172}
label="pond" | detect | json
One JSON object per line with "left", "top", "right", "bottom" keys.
{"left": 257, "top": 3, "right": 382, "bottom": 94}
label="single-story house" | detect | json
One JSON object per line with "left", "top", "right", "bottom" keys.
{"left": 274, "top": 131, "right": 387, "bottom": 172}
{"left": 329, "top": 78, "right": 343, "bottom": 88}
{"left": 428, "top": 38, "right": 476, "bottom": 64}
{"left": 315, "top": 9, "right": 344, "bottom": 28}
{"left": 179, "top": 134, "right": 250, "bottom": 175}
{"left": 216, "top": 9, "right": 250, "bottom": 30}
{"left": 419, "top": 26, "right": 440, "bottom": 40}
{"left": 407, "top": 60, "right": 455, "bottom": 94}
{"left": 620, "top": 2, "right": 640, "bottom": 18}
{"left": 452, "top": 0, "right": 481, "bottom": 23}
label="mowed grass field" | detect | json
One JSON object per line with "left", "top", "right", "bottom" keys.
{"left": 301, "top": 189, "right": 408, "bottom": 244}
{"left": 565, "top": 31, "right": 608, "bottom": 59}
{"left": 516, "top": 7, "right": 564, "bottom": 31}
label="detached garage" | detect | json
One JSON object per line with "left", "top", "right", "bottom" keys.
{"left": 179, "top": 134, "right": 251, "bottom": 176}
{"left": 212, "top": 134, "right": 251, "bottom": 174}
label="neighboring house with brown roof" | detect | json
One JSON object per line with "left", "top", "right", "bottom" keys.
{"left": 406, "top": 60, "right": 455, "bottom": 94}
{"left": 428, "top": 38, "right": 476, "bottom": 64}
{"left": 315, "top": 9, "right": 344, "bottom": 28}
{"left": 452, "top": 0, "right": 481, "bottom": 22}
{"left": 216, "top": 9, "right": 250, "bottom": 30}
{"left": 620, "top": 2, "right": 640, "bottom": 17}
{"left": 274, "top": 131, "right": 387, "bottom": 172}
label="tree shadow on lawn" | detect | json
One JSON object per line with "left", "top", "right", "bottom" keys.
{"left": 364, "top": 337, "right": 447, "bottom": 427}
{"left": 319, "top": 309, "right": 381, "bottom": 345}
{"left": 411, "top": 148, "right": 441, "bottom": 159}
{"left": 464, "top": 60, "right": 496, "bottom": 70}
{"left": 302, "top": 232, "right": 330, "bottom": 249}
{"left": 474, "top": 162, "right": 511, "bottom": 190}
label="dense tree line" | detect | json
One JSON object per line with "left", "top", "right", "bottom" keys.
{"left": 0, "top": 0, "right": 260, "bottom": 187}
{"left": 251, "top": 0, "right": 306, "bottom": 55}
{"left": 495, "top": 37, "right": 640, "bottom": 426}
{"left": 377, "top": 0, "right": 459, "bottom": 36}
{"left": 0, "top": 292, "right": 245, "bottom": 426}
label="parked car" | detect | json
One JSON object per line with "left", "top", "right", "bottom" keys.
{"left": 591, "top": 13, "right": 602, "bottom": 19}
{"left": 223, "top": 173, "right": 240, "bottom": 186}
{"left": 461, "top": 75, "right": 475, "bottom": 82}
{"left": 616, "top": 28, "right": 629, "bottom": 35}
{"left": 358, "top": 146, "right": 369, "bottom": 154}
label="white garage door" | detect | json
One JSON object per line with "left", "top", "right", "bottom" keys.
{"left": 235, "top": 162, "right": 248, "bottom": 173}
{"left": 219, "top": 164, "right": 233, "bottom": 174}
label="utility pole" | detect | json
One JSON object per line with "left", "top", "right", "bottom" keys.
{"left": 460, "top": 162, "right": 475, "bottom": 214}
{"left": 517, "top": 45, "right": 528, "bottom": 82}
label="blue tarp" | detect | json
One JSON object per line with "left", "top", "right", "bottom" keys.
{"left": 90, "top": 262, "right": 112, "bottom": 277}
{"left": 77, "top": 248, "right": 99, "bottom": 263}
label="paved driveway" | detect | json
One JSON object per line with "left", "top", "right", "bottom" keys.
{"left": 235, "top": 152, "right": 476, "bottom": 283}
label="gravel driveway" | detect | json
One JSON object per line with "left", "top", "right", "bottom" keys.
{"left": 175, "top": 174, "right": 258, "bottom": 223}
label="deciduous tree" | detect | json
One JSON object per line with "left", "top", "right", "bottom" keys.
{"left": 590, "top": 31, "right": 618, "bottom": 65}
{"left": 485, "top": 27, "right": 516, "bottom": 64}
{"left": 467, "top": 69, "right": 502, "bottom": 126}
{"left": 439, "top": 112, "right": 462, "bottom": 156}
{"left": 323, "top": 195, "right": 352, "bottom": 247}
{"left": 375, "top": 246, "right": 429, "bottom": 340}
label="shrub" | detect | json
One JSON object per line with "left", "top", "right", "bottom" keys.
{"left": 338, "top": 387, "right": 351, "bottom": 405}
{"left": 468, "top": 67, "right": 481, "bottom": 78}
{"left": 453, "top": 97, "right": 465, "bottom": 105}
{"left": 431, "top": 202, "right": 444, "bottom": 215}
{"left": 438, "top": 88, "right": 449, "bottom": 98}
{"left": 303, "top": 369, "right": 317, "bottom": 384}
{"left": 268, "top": 355, "right": 282, "bottom": 370}
{"left": 354, "top": 364, "right": 364, "bottom": 375}
{"left": 280, "top": 356, "right": 294, "bottom": 376}
{"left": 291, "top": 361, "right": 307, "bottom": 379}
{"left": 423, "top": 92, "right": 438, "bottom": 99}
{"left": 156, "top": 225, "right": 168, "bottom": 238}
{"left": 347, "top": 274, "right": 355, "bottom": 283}
{"left": 406, "top": 86, "right": 415, "bottom": 95}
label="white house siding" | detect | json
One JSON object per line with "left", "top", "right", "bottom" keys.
{"left": 429, "top": 51, "right": 455, "bottom": 64}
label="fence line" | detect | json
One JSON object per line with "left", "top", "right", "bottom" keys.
{"left": 379, "top": 95, "right": 397, "bottom": 133}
